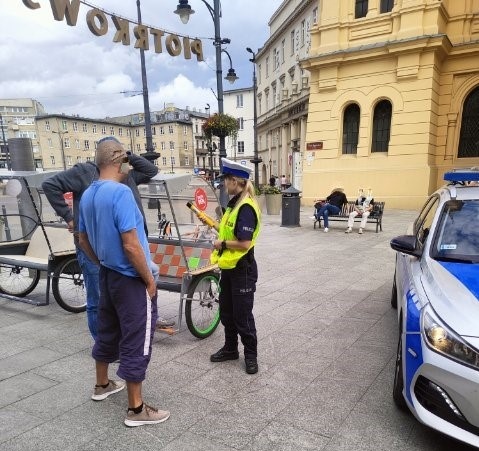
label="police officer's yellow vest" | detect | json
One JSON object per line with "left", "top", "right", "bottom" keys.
{"left": 210, "top": 197, "right": 260, "bottom": 270}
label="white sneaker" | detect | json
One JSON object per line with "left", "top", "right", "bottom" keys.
{"left": 345, "top": 228, "right": 352, "bottom": 234}
{"left": 91, "top": 380, "right": 125, "bottom": 401}
{"left": 324, "top": 228, "right": 329, "bottom": 233}
{"left": 358, "top": 228, "right": 363, "bottom": 234}
{"left": 310, "top": 216, "right": 316, "bottom": 220}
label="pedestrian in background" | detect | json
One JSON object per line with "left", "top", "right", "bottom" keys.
{"left": 78, "top": 138, "right": 169, "bottom": 427}
{"left": 208, "top": 158, "right": 261, "bottom": 374}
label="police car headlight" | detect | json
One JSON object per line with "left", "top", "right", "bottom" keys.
{"left": 422, "top": 308, "right": 479, "bottom": 370}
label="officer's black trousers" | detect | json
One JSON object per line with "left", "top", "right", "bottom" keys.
{"left": 219, "top": 258, "right": 258, "bottom": 359}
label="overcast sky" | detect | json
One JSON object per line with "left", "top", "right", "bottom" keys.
{"left": 1, "top": 0, "right": 283, "bottom": 118}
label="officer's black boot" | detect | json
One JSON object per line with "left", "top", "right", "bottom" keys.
{"left": 210, "top": 347, "right": 239, "bottom": 362}
{"left": 245, "top": 358, "right": 258, "bottom": 374}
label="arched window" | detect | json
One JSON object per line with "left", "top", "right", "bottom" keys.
{"left": 458, "top": 86, "right": 479, "bottom": 158}
{"left": 372, "top": 100, "right": 392, "bottom": 152}
{"left": 355, "top": 0, "right": 368, "bottom": 18}
{"left": 343, "top": 104, "right": 360, "bottom": 154}
{"left": 380, "top": 0, "right": 394, "bottom": 13}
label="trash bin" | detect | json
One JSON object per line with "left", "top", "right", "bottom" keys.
{"left": 281, "top": 186, "right": 301, "bottom": 227}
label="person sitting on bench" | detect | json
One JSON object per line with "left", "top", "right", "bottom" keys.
{"left": 315, "top": 187, "right": 348, "bottom": 232}
{"left": 345, "top": 188, "right": 374, "bottom": 235}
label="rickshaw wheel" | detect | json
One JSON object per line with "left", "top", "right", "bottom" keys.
{"left": 185, "top": 271, "right": 220, "bottom": 339}
{"left": 0, "top": 265, "right": 40, "bottom": 297}
{"left": 52, "top": 257, "right": 86, "bottom": 313}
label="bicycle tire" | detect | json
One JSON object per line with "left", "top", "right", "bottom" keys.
{"left": 185, "top": 271, "right": 220, "bottom": 339}
{"left": 52, "top": 257, "right": 86, "bottom": 313}
{"left": 0, "top": 265, "right": 40, "bottom": 297}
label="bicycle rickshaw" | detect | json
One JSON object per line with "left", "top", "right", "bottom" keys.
{"left": 0, "top": 171, "right": 85, "bottom": 313}
{"left": 0, "top": 171, "right": 221, "bottom": 339}
{"left": 140, "top": 173, "right": 221, "bottom": 339}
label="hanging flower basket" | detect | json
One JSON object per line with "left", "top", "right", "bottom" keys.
{"left": 202, "top": 113, "right": 239, "bottom": 140}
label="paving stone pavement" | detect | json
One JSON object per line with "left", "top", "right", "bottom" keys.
{"left": 0, "top": 209, "right": 476, "bottom": 451}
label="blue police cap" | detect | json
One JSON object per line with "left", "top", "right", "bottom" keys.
{"left": 220, "top": 158, "right": 252, "bottom": 180}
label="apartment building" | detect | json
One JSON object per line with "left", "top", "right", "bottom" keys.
{"left": 224, "top": 87, "right": 255, "bottom": 175}
{"left": 111, "top": 105, "right": 210, "bottom": 174}
{"left": 0, "top": 98, "right": 45, "bottom": 169}
{"left": 33, "top": 105, "right": 211, "bottom": 173}
{"left": 301, "top": 0, "right": 479, "bottom": 208}
{"left": 254, "top": 0, "right": 317, "bottom": 188}
{"left": 36, "top": 115, "right": 131, "bottom": 171}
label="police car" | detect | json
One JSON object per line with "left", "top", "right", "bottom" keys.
{"left": 390, "top": 168, "right": 479, "bottom": 448}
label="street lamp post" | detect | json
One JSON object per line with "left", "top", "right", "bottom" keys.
{"left": 207, "top": 142, "right": 217, "bottom": 181}
{"left": 246, "top": 47, "right": 261, "bottom": 189}
{"left": 137, "top": 0, "right": 160, "bottom": 162}
{"left": 174, "top": 0, "right": 237, "bottom": 206}
{"left": 52, "top": 129, "right": 68, "bottom": 170}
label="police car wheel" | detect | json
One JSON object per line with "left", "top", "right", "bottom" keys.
{"left": 391, "top": 272, "right": 398, "bottom": 309}
{"left": 393, "top": 322, "right": 407, "bottom": 410}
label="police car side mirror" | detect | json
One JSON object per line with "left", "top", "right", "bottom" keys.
{"left": 390, "top": 235, "right": 422, "bottom": 258}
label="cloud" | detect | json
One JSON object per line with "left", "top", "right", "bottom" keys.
{"left": 149, "top": 74, "right": 217, "bottom": 113}
{"left": 2, "top": 0, "right": 283, "bottom": 117}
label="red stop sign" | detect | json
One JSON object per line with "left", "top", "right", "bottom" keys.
{"left": 194, "top": 188, "right": 208, "bottom": 211}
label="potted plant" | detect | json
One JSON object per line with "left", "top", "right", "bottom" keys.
{"left": 255, "top": 185, "right": 266, "bottom": 212}
{"left": 262, "top": 185, "right": 282, "bottom": 215}
{"left": 202, "top": 113, "right": 239, "bottom": 140}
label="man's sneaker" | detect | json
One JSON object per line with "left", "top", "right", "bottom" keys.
{"left": 91, "top": 380, "right": 125, "bottom": 401}
{"left": 156, "top": 318, "right": 176, "bottom": 328}
{"left": 323, "top": 227, "right": 329, "bottom": 233}
{"left": 210, "top": 348, "right": 239, "bottom": 362}
{"left": 124, "top": 403, "right": 170, "bottom": 427}
{"left": 345, "top": 228, "right": 352, "bottom": 234}
{"left": 358, "top": 228, "right": 363, "bottom": 234}
{"left": 310, "top": 216, "right": 316, "bottom": 220}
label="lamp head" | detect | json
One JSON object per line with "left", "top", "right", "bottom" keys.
{"left": 225, "top": 68, "right": 239, "bottom": 84}
{"left": 174, "top": 0, "right": 194, "bottom": 24}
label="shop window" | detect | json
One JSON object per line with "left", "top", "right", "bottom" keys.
{"left": 372, "top": 100, "right": 392, "bottom": 152}
{"left": 458, "top": 86, "right": 479, "bottom": 158}
{"left": 342, "top": 104, "right": 360, "bottom": 154}
{"left": 355, "top": 0, "right": 368, "bottom": 18}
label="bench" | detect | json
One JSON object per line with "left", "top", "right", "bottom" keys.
{"left": 0, "top": 225, "right": 75, "bottom": 270}
{"left": 0, "top": 224, "right": 77, "bottom": 307}
{"left": 313, "top": 201, "right": 385, "bottom": 233}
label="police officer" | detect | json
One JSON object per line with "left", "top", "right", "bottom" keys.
{"left": 209, "top": 158, "right": 261, "bottom": 374}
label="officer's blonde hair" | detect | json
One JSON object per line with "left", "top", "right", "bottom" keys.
{"left": 231, "top": 178, "right": 260, "bottom": 214}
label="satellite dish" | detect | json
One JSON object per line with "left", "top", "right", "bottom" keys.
{"left": 5, "top": 179, "right": 22, "bottom": 197}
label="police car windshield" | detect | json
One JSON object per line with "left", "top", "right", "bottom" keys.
{"left": 431, "top": 200, "right": 479, "bottom": 263}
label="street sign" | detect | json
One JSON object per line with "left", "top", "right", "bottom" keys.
{"left": 194, "top": 188, "right": 208, "bottom": 211}
{"left": 240, "top": 160, "right": 247, "bottom": 166}
{"left": 193, "top": 167, "right": 199, "bottom": 174}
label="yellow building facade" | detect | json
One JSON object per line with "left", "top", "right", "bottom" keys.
{"left": 301, "top": 0, "right": 479, "bottom": 208}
